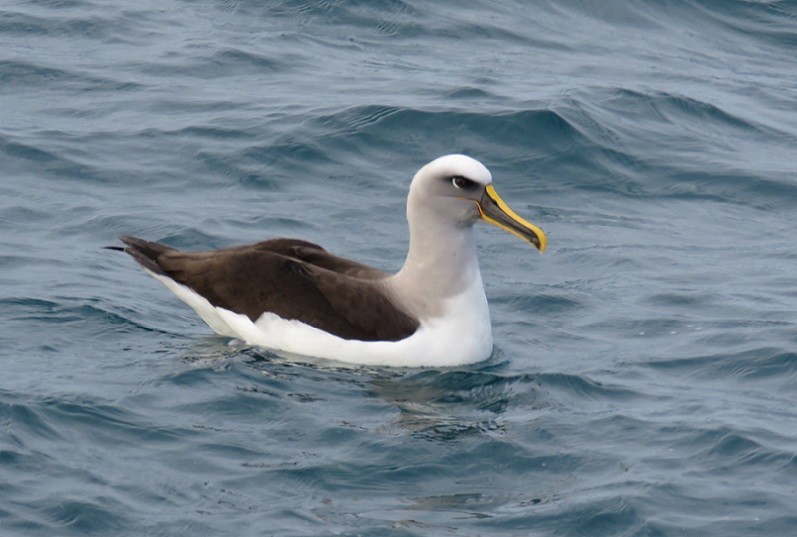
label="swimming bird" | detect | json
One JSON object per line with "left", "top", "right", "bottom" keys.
{"left": 111, "top": 154, "right": 547, "bottom": 367}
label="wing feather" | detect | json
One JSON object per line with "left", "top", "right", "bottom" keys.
{"left": 119, "top": 237, "right": 418, "bottom": 342}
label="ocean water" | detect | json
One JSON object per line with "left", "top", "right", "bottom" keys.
{"left": 2, "top": 0, "right": 797, "bottom": 535}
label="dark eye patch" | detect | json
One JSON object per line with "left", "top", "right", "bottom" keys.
{"left": 450, "top": 176, "right": 478, "bottom": 190}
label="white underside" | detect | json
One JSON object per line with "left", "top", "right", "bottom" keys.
{"left": 146, "top": 269, "right": 493, "bottom": 367}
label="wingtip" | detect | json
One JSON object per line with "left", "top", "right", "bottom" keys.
{"left": 107, "top": 235, "right": 173, "bottom": 277}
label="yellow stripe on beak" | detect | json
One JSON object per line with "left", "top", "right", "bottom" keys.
{"left": 477, "top": 184, "right": 548, "bottom": 252}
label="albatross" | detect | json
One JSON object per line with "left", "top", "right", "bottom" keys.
{"left": 111, "top": 154, "right": 547, "bottom": 367}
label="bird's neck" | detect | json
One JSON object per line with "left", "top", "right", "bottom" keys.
{"left": 392, "top": 205, "right": 482, "bottom": 301}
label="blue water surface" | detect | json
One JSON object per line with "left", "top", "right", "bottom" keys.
{"left": 2, "top": 1, "right": 797, "bottom": 535}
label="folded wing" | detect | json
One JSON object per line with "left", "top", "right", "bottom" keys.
{"left": 119, "top": 236, "right": 419, "bottom": 342}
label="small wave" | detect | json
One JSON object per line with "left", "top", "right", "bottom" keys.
{"left": 40, "top": 499, "right": 128, "bottom": 534}
{"left": 557, "top": 87, "right": 797, "bottom": 207}
{"left": 536, "top": 372, "right": 641, "bottom": 402}
{"left": 0, "top": 134, "right": 61, "bottom": 164}
{"left": 690, "top": 1, "right": 797, "bottom": 48}
{"left": 213, "top": 47, "right": 286, "bottom": 72}
{"left": 0, "top": 133, "right": 109, "bottom": 184}
{"left": 679, "top": 424, "right": 797, "bottom": 476}
{"left": 610, "top": 89, "right": 770, "bottom": 134}
{"left": 36, "top": 395, "right": 186, "bottom": 444}
{"left": 646, "top": 347, "right": 797, "bottom": 382}
{"left": 0, "top": 58, "right": 140, "bottom": 92}
{"left": 1, "top": 296, "right": 170, "bottom": 338}
{"left": 293, "top": 104, "right": 586, "bottom": 172}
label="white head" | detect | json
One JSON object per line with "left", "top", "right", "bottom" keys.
{"left": 408, "top": 154, "right": 492, "bottom": 228}
{"left": 407, "top": 154, "right": 547, "bottom": 251}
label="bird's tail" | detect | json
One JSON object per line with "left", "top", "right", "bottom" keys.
{"left": 106, "top": 235, "right": 175, "bottom": 276}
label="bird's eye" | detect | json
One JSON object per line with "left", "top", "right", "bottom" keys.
{"left": 451, "top": 176, "right": 477, "bottom": 190}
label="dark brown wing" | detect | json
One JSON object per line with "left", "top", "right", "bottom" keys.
{"left": 118, "top": 236, "right": 418, "bottom": 342}
{"left": 244, "top": 238, "right": 389, "bottom": 280}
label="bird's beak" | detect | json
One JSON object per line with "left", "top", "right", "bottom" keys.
{"left": 477, "top": 185, "right": 547, "bottom": 252}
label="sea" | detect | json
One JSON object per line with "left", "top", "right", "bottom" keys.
{"left": 1, "top": 1, "right": 796, "bottom": 535}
